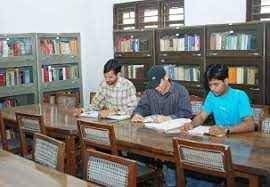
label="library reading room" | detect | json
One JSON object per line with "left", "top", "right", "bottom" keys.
{"left": 1, "top": 0, "right": 270, "bottom": 187}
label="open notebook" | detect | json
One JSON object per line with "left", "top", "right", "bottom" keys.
{"left": 144, "top": 118, "right": 191, "bottom": 134}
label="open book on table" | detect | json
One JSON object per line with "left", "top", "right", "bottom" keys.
{"left": 144, "top": 118, "right": 192, "bottom": 134}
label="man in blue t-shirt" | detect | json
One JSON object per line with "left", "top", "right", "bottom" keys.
{"left": 181, "top": 64, "right": 255, "bottom": 137}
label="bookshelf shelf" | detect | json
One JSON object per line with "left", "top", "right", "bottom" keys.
{"left": 115, "top": 30, "right": 154, "bottom": 92}
{"left": 40, "top": 79, "right": 80, "bottom": 92}
{"left": 0, "top": 33, "right": 38, "bottom": 109}
{"left": 156, "top": 27, "right": 204, "bottom": 60}
{"left": 37, "top": 33, "right": 82, "bottom": 106}
{"left": 206, "top": 23, "right": 263, "bottom": 57}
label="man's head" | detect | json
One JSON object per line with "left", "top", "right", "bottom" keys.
{"left": 205, "top": 64, "right": 229, "bottom": 96}
{"left": 103, "top": 59, "right": 122, "bottom": 85}
{"left": 147, "top": 66, "right": 170, "bottom": 95}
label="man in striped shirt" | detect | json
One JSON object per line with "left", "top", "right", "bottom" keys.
{"left": 91, "top": 59, "right": 137, "bottom": 118}
{"left": 132, "top": 65, "right": 192, "bottom": 123}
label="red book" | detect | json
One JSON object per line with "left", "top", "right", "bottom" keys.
{"left": 43, "top": 67, "right": 49, "bottom": 82}
{"left": 0, "top": 72, "right": 5, "bottom": 86}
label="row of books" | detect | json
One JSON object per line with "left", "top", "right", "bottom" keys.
{"left": 41, "top": 65, "right": 79, "bottom": 82}
{"left": 0, "top": 68, "right": 32, "bottom": 87}
{"left": 210, "top": 32, "right": 256, "bottom": 50}
{"left": 40, "top": 38, "right": 78, "bottom": 56}
{"left": 163, "top": 65, "right": 200, "bottom": 81}
{"left": 160, "top": 35, "right": 200, "bottom": 52}
{"left": 115, "top": 37, "right": 149, "bottom": 52}
{"left": 0, "top": 38, "right": 32, "bottom": 57}
{"left": 121, "top": 65, "right": 144, "bottom": 79}
{"left": 228, "top": 66, "right": 258, "bottom": 85}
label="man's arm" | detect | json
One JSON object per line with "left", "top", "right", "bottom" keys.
{"left": 132, "top": 92, "right": 151, "bottom": 117}
{"left": 209, "top": 117, "right": 255, "bottom": 136}
{"left": 123, "top": 84, "right": 137, "bottom": 115}
{"left": 171, "top": 87, "right": 192, "bottom": 119}
{"left": 180, "top": 111, "right": 209, "bottom": 132}
{"left": 91, "top": 86, "right": 105, "bottom": 110}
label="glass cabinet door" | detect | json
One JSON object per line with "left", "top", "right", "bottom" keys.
{"left": 206, "top": 23, "right": 263, "bottom": 57}
{"left": 39, "top": 36, "right": 78, "bottom": 56}
{"left": 114, "top": 31, "right": 154, "bottom": 57}
{"left": 0, "top": 36, "right": 33, "bottom": 57}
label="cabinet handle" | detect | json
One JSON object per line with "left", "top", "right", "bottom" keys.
{"left": 161, "top": 59, "right": 165, "bottom": 63}
{"left": 192, "top": 53, "right": 201, "bottom": 57}
{"left": 162, "top": 53, "right": 168, "bottom": 57}
{"left": 210, "top": 52, "right": 217, "bottom": 56}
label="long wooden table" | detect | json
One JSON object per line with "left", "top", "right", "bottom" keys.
{"left": 0, "top": 150, "right": 97, "bottom": 187}
{"left": 2, "top": 104, "right": 270, "bottom": 186}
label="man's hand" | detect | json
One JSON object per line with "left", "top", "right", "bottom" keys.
{"left": 180, "top": 122, "right": 194, "bottom": 134}
{"left": 209, "top": 126, "right": 226, "bottom": 137}
{"left": 131, "top": 113, "right": 144, "bottom": 123}
{"left": 73, "top": 107, "right": 84, "bottom": 117}
{"left": 153, "top": 115, "right": 171, "bottom": 123}
{"left": 99, "top": 109, "right": 116, "bottom": 118}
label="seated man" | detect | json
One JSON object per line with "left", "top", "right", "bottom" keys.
{"left": 79, "top": 59, "right": 137, "bottom": 118}
{"left": 181, "top": 64, "right": 255, "bottom": 137}
{"left": 131, "top": 65, "right": 192, "bottom": 123}
{"left": 131, "top": 65, "right": 192, "bottom": 187}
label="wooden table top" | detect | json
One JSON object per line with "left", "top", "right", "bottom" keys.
{"left": 0, "top": 150, "right": 97, "bottom": 187}
{"left": 2, "top": 104, "right": 270, "bottom": 178}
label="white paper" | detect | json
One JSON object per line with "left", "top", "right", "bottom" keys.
{"left": 106, "top": 114, "right": 130, "bottom": 121}
{"left": 80, "top": 110, "right": 99, "bottom": 118}
{"left": 188, "top": 126, "right": 211, "bottom": 136}
{"left": 144, "top": 118, "right": 191, "bottom": 133}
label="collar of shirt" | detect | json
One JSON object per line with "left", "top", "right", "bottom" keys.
{"left": 107, "top": 76, "right": 123, "bottom": 88}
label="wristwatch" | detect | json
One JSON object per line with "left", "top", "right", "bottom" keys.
{"left": 225, "top": 128, "right": 231, "bottom": 135}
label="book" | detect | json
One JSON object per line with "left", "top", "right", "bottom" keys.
{"left": 188, "top": 125, "right": 211, "bottom": 136}
{"left": 144, "top": 118, "right": 191, "bottom": 134}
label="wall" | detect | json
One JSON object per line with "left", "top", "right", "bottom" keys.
{"left": 0, "top": 0, "right": 114, "bottom": 106}
{"left": 0, "top": 0, "right": 247, "bottom": 106}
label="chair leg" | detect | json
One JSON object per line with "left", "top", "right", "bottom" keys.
{"left": 235, "top": 171, "right": 260, "bottom": 187}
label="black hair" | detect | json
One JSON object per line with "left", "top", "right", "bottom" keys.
{"left": 103, "top": 59, "right": 122, "bottom": 74}
{"left": 204, "top": 64, "right": 228, "bottom": 91}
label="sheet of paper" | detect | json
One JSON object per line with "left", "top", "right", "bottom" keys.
{"left": 106, "top": 114, "right": 130, "bottom": 121}
{"left": 80, "top": 110, "right": 99, "bottom": 118}
{"left": 188, "top": 126, "right": 211, "bottom": 136}
{"left": 144, "top": 118, "right": 191, "bottom": 133}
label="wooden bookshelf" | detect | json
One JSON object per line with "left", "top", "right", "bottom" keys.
{"left": 206, "top": 22, "right": 265, "bottom": 104}
{"left": 37, "top": 33, "right": 83, "bottom": 106}
{"left": 156, "top": 26, "right": 205, "bottom": 97}
{"left": 0, "top": 33, "right": 38, "bottom": 109}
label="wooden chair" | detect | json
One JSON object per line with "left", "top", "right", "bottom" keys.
{"left": 77, "top": 119, "right": 160, "bottom": 186}
{"left": 261, "top": 117, "right": 270, "bottom": 134}
{"left": 56, "top": 93, "right": 79, "bottom": 108}
{"left": 16, "top": 112, "right": 46, "bottom": 157}
{"left": 33, "top": 133, "right": 65, "bottom": 172}
{"left": 83, "top": 149, "right": 137, "bottom": 187}
{"left": 77, "top": 120, "right": 118, "bottom": 155}
{"left": 0, "top": 112, "right": 20, "bottom": 153}
{"left": 173, "top": 138, "right": 235, "bottom": 187}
